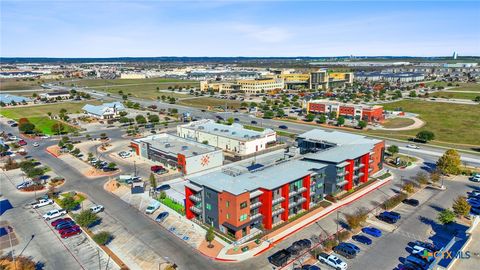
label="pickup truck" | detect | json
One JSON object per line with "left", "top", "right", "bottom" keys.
{"left": 32, "top": 199, "right": 54, "bottom": 209}
{"left": 318, "top": 252, "right": 348, "bottom": 270}
{"left": 43, "top": 209, "right": 67, "bottom": 220}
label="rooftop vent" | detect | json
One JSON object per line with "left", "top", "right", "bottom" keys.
{"left": 214, "top": 128, "right": 218, "bottom": 131}
{"left": 164, "top": 143, "right": 171, "bottom": 148}
{"left": 198, "top": 126, "right": 205, "bottom": 130}
{"left": 192, "top": 151, "right": 198, "bottom": 155}
{"left": 181, "top": 146, "right": 189, "bottom": 150}
{"left": 232, "top": 132, "right": 236, "bottom": 135}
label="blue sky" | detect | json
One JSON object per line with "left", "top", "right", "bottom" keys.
{"left": 1, "top": 1, "right": 479, "bottom": 57}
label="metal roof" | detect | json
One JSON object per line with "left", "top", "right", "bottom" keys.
{"left": 304, "top": 143, "right": 374, "bottom": 163}
{"left": 297, "top": 129, "right": 380, "bottom": 146}
{"left": 82, "top": 102, "right": 125, "bottom": 116}
{"left": 0, "top": 94, "right": 31, "bottom": 104}
{"left": 188, "top": 159, "right": 327, "bottom": 195}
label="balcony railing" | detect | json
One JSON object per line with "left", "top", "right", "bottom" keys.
{"left": 189, "top": 194, "right": 202, "bottom": 203}
{"left": 250, "top": 201, "right": 262, "bottom": 209}
{"left": 272, "top": 197, "right": 285, "bottom": 205}
{"left": 289, "top": 197, "right": 307, "bottom": 208}
{"left": 289, "top": 187, "right": 307, "bottom": 197}
{"left": 271, "top": 208, "right": 285, "bottom": 216}
{"left": 369, "top": 159, "right": 374, "bottom": 163}
{"left": 369, "top": 167, "right": 373, "bottom": 172}
{"left": 250, "top": 213, "right": 262, "bottom": 220}
{"left": 189, "top": 205, "right": 202, "bottom": 214}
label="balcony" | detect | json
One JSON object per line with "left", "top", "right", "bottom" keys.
{"left": 189, "top": 194, "right": 202, "bottom": 203}
{"left": 189, "top": 205, "right": 202, "bottom": 214}
{"left": 289, "top": 187, "right": 307, "bottom": 197}
{"left": 369, "top": 159, "right": 374, "bottom": 164}
{"left": 289, "top": 197, "right": 307, "bottom": 208}
{"left": 369, "top": 167, "right": 373, "bottom": 172}
{"left": 250, "top": 213, "right": 262, "bottom": 220}
{"left": 272, "top": 208, "right": 285, "bottom": 216}
{"left": 272, "top": 197, "right": 285, "bottom": 205}
{"left": 250, "top": 201, "right": 262, "bottom": 209}
{"left": 337, "top": 170, "right": 349, "bottom": 177}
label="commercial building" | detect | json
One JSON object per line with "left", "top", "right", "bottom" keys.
{"left": 355, "top": 72, "right": 425, "bottom": 83}
{"left": 39, "top": 91, "right": 71, "bottom": 100}
{"left": 131, "top": 134, "right": 223, "bottom": 175}
{"left": 306, "top": 100, "right": 384, "bottom": 122}
{"left": 185, "top": 159, "right": 327, "bottom": 239}
{"left": 297, "top": 129, "right": 384, "bottom": 194}
{"left": 200, "top": 78, "right": 284, "bottom": 94}
{"left": 0, "top": 94, "right": 31, "bottom": 105}
{"left": 309, "top": 70, "right": 354, "bottom": 90}
{"left": 177, "top": 120, "right": 277, "bottom": 156}
{"left": 81, "top": 102, "right": 125, "bottom": 119}
{"left": 278, "top": 73, "right": 310, "bottom": 89}
{"left": 120, "top": 73, "right": 146, "bottom": 79}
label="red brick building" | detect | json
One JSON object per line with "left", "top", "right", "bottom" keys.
{"left": 307, "top": 100, "right": 384, "bottom": 122}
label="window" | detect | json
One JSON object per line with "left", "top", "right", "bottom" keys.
{"left": 240, "top": 201, "right": 247, "bottom": 209}
{"left": 239, "top": 214, "right": 248, "bottom": 222}
{"left": 226, "top": 201, "right": 230, "bottom": 208}
{"left": 206, "top": 203, "right": 212, "bottom": 210}
{"left": 226, "top": 213, "right": 230, "bottom": 219}
{"left": 206, "top": 192, "right": 211, "bottom": 199}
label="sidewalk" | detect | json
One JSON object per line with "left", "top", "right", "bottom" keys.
{"left": 214, "top": 176, "right": 393, "bottom": 261}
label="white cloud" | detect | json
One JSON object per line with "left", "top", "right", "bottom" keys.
{"left": 232, "top": 23, "right": 292, "bottom": 43}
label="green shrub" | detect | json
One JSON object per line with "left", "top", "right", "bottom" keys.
{"left": 93, "top": 231, "right": 113, "bottom": 245}
{"left": 75, "top": 210, "right": 100, "bottom": 228}
{"left": 336, "top": 230, "right": 352, "bottom": 241}
{"left": 322, "top": 238, "right": 338, "bottom": 252}
{"left": 383, "top": 193, "right": 408, "bottom": 210}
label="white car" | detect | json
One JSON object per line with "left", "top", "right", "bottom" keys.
{"left": 33, "top": 142, "right": 40, "bottom": 147}
{"left": 469, "top": 175, "right": 480, "bottom": 182}
{"left": 40, "top": 135, "right": 50, "bottom": 139}
{"left": 32, "top": 198, "right": 53, "bottom": 209}
{"left": 43, "top": 209, "right": 67, "bottom": 220}
{"left": 406, "top": 144, "right": 420, "bottom": 149}
{"left": 90, "top": 205, "right": 104, "bottom": 214}
{"left": 412, "top": 245, "right": 429, "bottom": 255}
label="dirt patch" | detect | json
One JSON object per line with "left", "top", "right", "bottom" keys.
{"left": 198, "top": 239, "right": 224, "bottom": 258}
{"left": 84, "top": 168, "right": 120, "bottom": 178}
{"left": 105, "top": 179, "right": 121, "bottom": 192}
{"left": 46, "top": 145, "right": 62, "bottom": 157}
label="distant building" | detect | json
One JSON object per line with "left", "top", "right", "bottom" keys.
{"left": 130, "top": 133, "right": 224, "bottom": 175}
{"left": 453, "top": 51, "right": 458, "bottom": 60}
{"left": 82, "top": 102, "right": 125, "bottom": 119}
{"left": 306, "top": 100, "right": 384, "bottom": 122}
{"left": 200, "top": 78, "right": 284, "bottom": 94}
{"left": 0, "top": 94, "right": 31, "bottom": 105}
{"left": 120, "top": 73, "right": 146, "bottom": 79}
{"left": 309, "top": 70, "right": 354, "bottom": 90}
{"left": 39, "top": 73, "right": 65, "bottom": 80}
{"left": 39, "top": 91, "right": 71, "bottom": 100}
{"left": 177, "top": 119, "right": 277, "bottom": 156}
{"left": 355, "top": 72, "right": 425, "bottom": 83}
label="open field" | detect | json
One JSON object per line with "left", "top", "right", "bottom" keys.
{"left": 73, "top": 78, "right": 198, "bottom": 100}
{"left": 426, "top": 82, "right": 480, "bottom": 92}
{"left": 431, "top": 91, "right": 479, "bottom": 100}
{"left": 368, "top": 100, "right": 480, "bottom": 146}
{"left": 0, "top": 78, "right": 57, "bottom": 91}
{"left": 178, "top": 97, "right": 241, "bottom": 109}
{"left": 381, "top": 117, "right": 415, "bottom": 128}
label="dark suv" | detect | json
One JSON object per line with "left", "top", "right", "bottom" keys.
{"left": 333, "top": 244, "right": 357, "bottom": 259}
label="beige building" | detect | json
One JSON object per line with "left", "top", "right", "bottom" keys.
{"left": 120, "top": 73, "right": 146, "bottom": 79}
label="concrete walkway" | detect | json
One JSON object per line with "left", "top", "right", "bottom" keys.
{"left": 215, "top": 176, "right": 393, "bottom": 261}
{"left": 378, "top": 116, "right": 425, "bottom": 131}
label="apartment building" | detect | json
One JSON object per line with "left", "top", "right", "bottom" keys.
{"left": 130, "top": 133, "right": 223, "bottom": 175}
{"left": 297, "top": 129, "right": 385, "bottom": 194}
{"left": 309, "top": 70, "right": 354, "bottom": 90}
{"left": 355, "top": 72, "right": 425, "bottom": 83}
{"left": 306, "top": 99, "right": 384, "bottom": 123}
{"left": 177, "top": 119, "right": 277, "bottom": 156}
{"left": 185, "top": 159, "right": 327, "bottom": 239}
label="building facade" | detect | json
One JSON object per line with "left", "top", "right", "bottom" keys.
{"left": 306, "top": 100, "right": 384, "bottom": 122}
{"left": 177, "top": 120, "right": 277, "bottom": 156}
{"left": 81, "top": 102, "right": 125, "bottom": 119}
{"left": 131, "top": 134, "right": 224, "bottom": 175}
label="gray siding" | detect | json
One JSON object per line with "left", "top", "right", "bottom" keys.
{"left": 203, "top": 187, "right": 219, "bottom": 228}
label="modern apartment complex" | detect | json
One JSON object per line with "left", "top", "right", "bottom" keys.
{"left": 177, "top": 120, "right": 277, "bottom": 156}
{"left": 297, "top": 129, "right": 385, "bottom": 193}
{"left": 306, "top": 99, "right": 384, "bottom": 122}
{"left": 354, "top": 72, "right": 425, "bottom": 83}
{"left": 185, "top": 159, "right": 327, "bottom": 239}
{"left": 310, "top": 70, "right": 354, "bottom": 90}
{"left": 184, "top": 129, "right": 385, "bottom": 240}
{"left": 130, "top": 134, "right": 224, "bottom": 175}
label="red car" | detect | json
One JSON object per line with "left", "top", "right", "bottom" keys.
{"left": 151, "top": 165, "right": 164, "bottom": 172}
{"left": 18, "top": 140, "right": 27, "bottom": 146}
{"left": 51, "top": 218, "right": 72, "bottom": 227}
{"left": 60, "top": 227, "right": 82, "bottom": 238}
{"left": 58, "top": 225, "right": 79, "bottom": 235}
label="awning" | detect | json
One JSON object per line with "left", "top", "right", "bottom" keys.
{"left": 249, "top": 190, "right": 264, "bottom": 198}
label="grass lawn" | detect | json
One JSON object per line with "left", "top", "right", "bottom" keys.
{"left": 431, "top": 91, "right": 480, "bottom": 100}
{"left": 0, "top": 78, "right": 57, "bottom": 91}
{"left": 382, "top": 118, "right": 415, "bottom": 128}
{"left": 159, "top": 197, "right": 185, "bottom": 215}
{"left": 426, "top": 82, "right": 480, "bottom": 92}
{"left": 74, "top": 78, "right": 196, "bottom": 87}
{"left": 178, "top": 97, "right": 241, "bottom": 109}
{"left": 243, "top": 125, "right": 265, "bottom": 132}
{"left": 369, "top": 100, "right": 480, "bottom": 146}
{"left": 244, "top": 124, "right": 296, "bottom": 138}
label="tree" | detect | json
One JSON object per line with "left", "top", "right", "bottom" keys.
{"left": 337, "top": 116, "right": 345, "bottom": 126}
{"left": 305, "top": 113, "right": 315, "bottom": 122}
{"left": 452, "top": 196, "right": 471, "bottom": 217}
{"left": 227, "top": 117, "right": 235, "bottom": 125}
{"left": 387, "top": 145, "right": 399, "bottom": 155}
{"left": 87, "top": 152, "right": 94, "bottom": 161}
{"left": 437, "top": 209, "right": 455, "bottom": 225}
{"left": 402, "top": 182, "right": 415, "bottom": 194}
{"left": 409, "top": 90, "right": 417, "bottom": 97}
{"left": 344, "top": 207, "right": 369, "bottom": 230}
{"left": 135, "top": 115, "right": 147, "bottom": 124}
{"left": 75, "top": 210, "right": 100, "bottom": 228}
{"left": 93, "top": 231, "right": 113, "bottom": 245}
{"left": 107, "top": 162, "right": 117, "bottom": 169}
{"left": 71, "top": 148, "right": 80, "bottom": 156}
{"left": 26, "top": 167, "right": 45, "bottom": 179}
{"left": 357, "top": 120, "right": 367, "bottom": 129}
{"left": 263, "top": 111, "right": 274, "bottom": 119}
{"left": 100, "top": 133, "right": 107, "bottom": 139}
{"left": 119, "top": 111, "right": 128, "bottom": 117}
{"left": 436, "top": 149, "right": 462, "bottom": 175}
{"left": 149, "top": 173, "right": 157, "bottom": 190}
{"left": 148, "top": 114, "right": 160, "bottom": 123}
{"left": 60, "top": 196, "right": 79, "bottom": 211}
{"left": 51, "top": 123, "right": 65, "bottom": 135}
{"left": 19, "top": 122, "right": 36, "bottom": 134}
{"left": 317, "top": 114, "right": 327, "bottom": 124}
{"left": 416, "top": 130, "right": 435, "bottom": 142}
{"left": 206, "top": 226, "right": 215, "bottom": 248}
{"left": 430, "top": 170, "right": 441, "bottom": 183}
{"left": 414, "top": 172, "right": 429, "bottom": 186}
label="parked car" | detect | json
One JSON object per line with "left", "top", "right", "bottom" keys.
{"left": 155, "top": 212, "right": 169, "bottom": 223}
{"left": 58, "top": 225, "right": 80, "bottom": 235}
{"left": 32, "top": 199, "right": 54, "bottom": 209}
{"left": 334, "top": 245, "right": 357, "bottom": 259}
{"left": 287, "top": 239, "right": 311, "bottom": 255}
{"left": 469, "top": 175, "right": 480, "bottom": 182}
{"left": 156, "top": 184, "right": 171, "bottom": 192}
{"left": 318, "top": 252, "right": 347, "bottom": 270}
{"left": 377, "top": 211, "right": 400, "bottom": 224}
{"left": 406, "top": 144, "right": 420, "bottom": 149}
{"left": 18, "top": 140, "right": 27, "bottom": 146}
{"left": 352, "top": 234, "right": 372, "bottom": 245}
{"left": 90, "top": 205, "right": 104, "bottom": 214}
{"left": 251, "top": 120, "right": 258, "bottom": 125}
{"left": 467, "top": 198, "right": 480, "bottom": 208}
{"left": 278, "top": 125, "right": 288, "bottom": 130}
{"left": 60, "top": 227, "right": 82, "bottom": 238}
{"left": 413, "top": 241, "right": 439, "bottom": 252}
{"left": 301, "top": 265, "right": 321, "bottom": 270}
{"left": 268, "top": 249, "right": 291, "bottom": 267}
{"left": 339, "top": 242, "right": 360, "bottom": 253}
{"left": 55, "top": 221, "right": 76, "bottom": 230}
{"left": 151, "top": 165, "right": 165, "bottom": 173}
{"left": 405, "top": 255, "right": 430, "bottom": 269}
{"left": 362, "top": 227, "right": 382, "bottom": 237}
{"left": 146, "top": 201, "right": 161, "bottom": 214}
{"left": 403, "top": 198, "right": 420, "bottom": 206}
{"left": 16, "top": 181, "right": 32, "bottom": 190}
{"left": 33, "top": 142, "right": 40, "bottom": 147}
{"left": 51, "top": 218, "right": 72, "bottom": 227}
{"left": 43, "top": 209, "right": 67, "bottom": 220}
